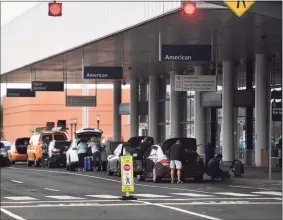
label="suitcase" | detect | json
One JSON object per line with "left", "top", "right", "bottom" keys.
{"left": 87, "top": 156, "right": 93, "bottom": 171}
{"left": 84, "top": 157, "right": 88, "bottom": 170}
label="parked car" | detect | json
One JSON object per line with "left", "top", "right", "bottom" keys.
{"left": 43, "top": 140, "right": 71, "bottom": 168}
{"left": 0, "top": 141, "right": 11, "bottom": 167}
{"left": 66, "top": 128, "right": 103, "bottom": 171}
{"left": 136, "top": 138, "right": 205, "bottom": 182}
{"left": 1, "top": 140, "right": 12, "bottom": 151}
{"left": 8, "top": 137, "right": 30, "bottom": 164}
{"left": 106, "top": 136, "right": 154, "bottom": 176}
{"left": 27, "top": 128, "right": 68, "bottom": 167}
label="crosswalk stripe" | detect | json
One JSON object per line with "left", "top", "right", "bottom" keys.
{"left": 252, "top": 191, "right": 282, "bottom": 196}
{"left": 132, "top": 194, "right": 172, "bottom": 198}
{"left": 86, "top": 195, "right": 120, "bottom": 199}
{"left": 171, "top": 193, "right": 214, "bottom": 197}
{"left": 45, "top": 196, "right": 85, "bottom": 200}
{"left": 4, "top": 196, "right": 38, "bottom": 201}
{"left": 215, "top": 192, "right": 258, "bottom": 197}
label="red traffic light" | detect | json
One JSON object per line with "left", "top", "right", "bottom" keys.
{"left": 48, "top": 2, "right": 62, "bottom": 17}
{"left": 181, "top": 1, "right": 196, "bottom": 16}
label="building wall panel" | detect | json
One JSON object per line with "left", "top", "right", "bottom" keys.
{"left": 2, "top": 87, "right": 130, "bottom": 142}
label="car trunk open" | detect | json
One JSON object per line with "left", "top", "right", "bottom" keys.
{"left": 54, "top": 141, "right": 71, "bottom": 153}
{"left": 76, "top": 132, "right": 102, "bottom": 141}
{"left": 162, "top": 138, "right": 200, "bottom": 167}
{"left": 127, "top": 136, "right": 154, "bottom": 159}
{"left": 15, "top": 137, "right": 30, "bottom": 154}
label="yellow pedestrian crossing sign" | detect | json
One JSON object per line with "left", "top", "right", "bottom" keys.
{"left": 224, "top": 0, "right": 256, "bottom": 17}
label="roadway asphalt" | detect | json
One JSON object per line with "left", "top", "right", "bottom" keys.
{"left": 1, "top": 164, "right": 282, "bottom": 220}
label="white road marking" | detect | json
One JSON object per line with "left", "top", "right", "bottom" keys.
{"left": 133, "top": 200, "right": 222, "bottom": 220}
{"left": 1, "top": 197, "right": 279, "bottom": 204}
{"left": 0, "top": 208, "right": 26, "bottom": 220}
{"left": 1, "top": 203, "right": 148, "bottom": 208}
{"left": 3, "top": 201, "right": 281, "bottom": 209}
{"left": 215, "top": 192, "right": 258, "bottom": 197}
{"left": 45, "top": 196, "right": 85, "bottom": 200}
{"left": 44, "top": 188, "right": 60, "bottom": 192}
{"left": 86, "top": 195, "right": 120, "bottom": 199}
{"left": 228, "top": 185, "right": 280, "bottom": 191}
{"left": 11, "top": 180, "right": 23, "bottom": 184}
{"left": 252, "top": 191, "right": 282, "bottom": 196}
{"left": 159, "top": 201, "right": 282, "bottom": 205}
{"left": 171, "top": 193, "right": 214, "bottom": 197}
{"left": 7, "top": 167, "right": 212, "bottom": 194}
{"left": 132, "top": 193, "right": 171, "bottom": 198}
{"left": 4, "top": 196, "right": 38, "bottom": 201}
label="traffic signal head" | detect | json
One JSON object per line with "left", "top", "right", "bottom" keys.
{"left": 48, "top": 1, "right": 62, "bottom": 17}
{"left": 181, "top": 1, "right": 196, "bottom": 16}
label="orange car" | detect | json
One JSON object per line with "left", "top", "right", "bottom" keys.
{"left": 27, "top": 131, "right": 67, "bottom": 167}
{"left": 8, "top": 137, "right": 30, "bottom": 164}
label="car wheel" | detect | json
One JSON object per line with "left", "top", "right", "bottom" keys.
{"left": 194, "top": 175, "right": 203, "bottom": 182}
{"left": 6, "top": 160, "right": 11, "bottom": 167}
{"left": 107, "top": 162, "right": 114, "bottom": 176}
{"left": 27, "top": 160, "right": 32, "bottom": 167}
{"left": 117, "top": 163, "right": 121, "bottom": 177}
{"left": 152, "top": 167, "right": 160, "bottom": 183}
{"left": 136, "top": 175, "right": 145, "bottom": 181}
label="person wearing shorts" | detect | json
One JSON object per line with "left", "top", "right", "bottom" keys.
{"left": 168, "top": 140, "right": 183, "bottom": 183}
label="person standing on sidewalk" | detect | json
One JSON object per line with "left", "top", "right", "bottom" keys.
{"left": 168, "top": 139, "right": 183, "bottom": 183}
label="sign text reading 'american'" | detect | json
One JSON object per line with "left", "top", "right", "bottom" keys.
{"left": 120, "top": 156, "right": 134, "bottom": 193}
{"left": 160, "top": 45, "right": 212, "bottom": 62}
{"left": 83, "top": 66, "right": 123, "bottom": 79}
{"left": 224, "top": 0, "right": 256, "bottom": 17}
{"left": 174, "top": 75, "right": 217, "bottom": 92}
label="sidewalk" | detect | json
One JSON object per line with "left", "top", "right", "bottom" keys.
{"left": 223, "top": 165, "right": 282, "bottom": 190}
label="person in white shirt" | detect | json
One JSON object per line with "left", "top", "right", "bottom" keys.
{"left": 88, "top": 137, "right": 102, "bottom": 169}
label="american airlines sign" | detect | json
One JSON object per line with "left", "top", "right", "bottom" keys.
{"left": 83, "top": 66, "right": 123, "bottom": 79}
{"left": 160, "top": 44, "right": 212, "bottom": 62}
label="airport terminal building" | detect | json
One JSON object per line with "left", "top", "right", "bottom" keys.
{"left": 1, "top": 1, "right": 282, "bottom": 167}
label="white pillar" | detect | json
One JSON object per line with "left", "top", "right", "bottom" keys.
{"left": 194, "top": 66, "right": 206, "bottom": 155}
{"left": 113, "top": 80, "right": 121, "bottom": 141}
{"left": 130, "top": 77, "right": 138, "bottom": 137}
{"left": 149, "top": 75, "right": 159, "bottom": 142}
{"left": 255, "top": 54, "right": 269, "bottom": 167}
{"left": 158, "top": 77, "right": 167, "bottom": 142}
{"left": 170, "top": 72, "right": 182, "bottom": 138}
{"left": 222, "top": 60, "right": 235, "bottom": 162}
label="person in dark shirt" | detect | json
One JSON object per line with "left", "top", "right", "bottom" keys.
{"left": 207, "top": 154, "right": 229, "bottom": 180}
{"left": 168, "top": 140, "right": 183, "bottom": 184}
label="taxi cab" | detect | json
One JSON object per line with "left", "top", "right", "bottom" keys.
{"left": 27, "top": 122, "right": 68, "bottom": 167}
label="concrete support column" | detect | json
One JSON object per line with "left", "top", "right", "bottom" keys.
{"left": 130, "top": 77, "right": 139, "bottom": 137}
{"left": 148, "top": 75, "right": 159, "bottom": 142}
{"left": 170, "top": 72, "right": 182, "bottom": 138}
{"left": 139, "top": 80, "right": 147, "bottom": 123}
{"left": 222, "top": 60, "right": 235, "bottom": 162}
{"left": 194, "top": 66, "right": 206, "bottom": 155}
{"left": 158, "top": 77, "right": 167, "bottom": 142}
{"left": 113, "top": 80, "right": 121, "bottom": 142}
{"left": 255, "top": 54, "right": 269, "bottom": 167}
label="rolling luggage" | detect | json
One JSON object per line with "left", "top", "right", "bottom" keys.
{"left": 84, "top": 156, "right": 93, "bottom": 171}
